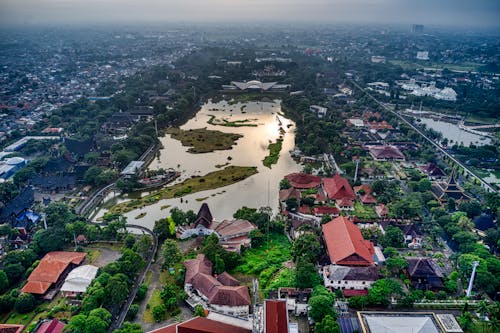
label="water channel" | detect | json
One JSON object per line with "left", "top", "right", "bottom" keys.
{"left": 95, "top": 100, "right": 302, "bottom": 229}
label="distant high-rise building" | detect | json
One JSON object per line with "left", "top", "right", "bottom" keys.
{"left": 412, "top": 24, "right": 424, "bottom": 33}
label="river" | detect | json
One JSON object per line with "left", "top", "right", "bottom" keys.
{"left": 418, "top": 118, "right": 491, "bottom": 147}
{"left": 94, "top": 99, "right": 302, "bottom": 228}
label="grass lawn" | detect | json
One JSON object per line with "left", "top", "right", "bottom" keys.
{"left": 262, "top": 139, "right": 283, "bottom": 168}
{"left": 166, "top": 127, "right": 242, "bottom": 153}
{"left": 143, "top": 289, "right": 164, "bottom": 323}
{"left": 110, "top": 166, "right": 258, "bottom": 214}
{"left": 266, "top": 268, "right": 296, "bottom": 291}
{"left": 5, "top": 296, "right": 69, "bottom": 330}
{"left": 353, "top": 201, "right": 378, "bottom": 220}
{"left": 232, "top": 232, "right": 292, "bottom": 290}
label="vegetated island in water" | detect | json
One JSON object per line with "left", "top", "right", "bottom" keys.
{"left": 263, "top": 138, "right": 283, "bottom": 168}
{"left": 109, "top": 166, "right": 258, "bottom": 214}
{"left": 166, "top": 127, "right": 243, "bottom": 153}
{"left": 207, "top": 115, "right": 258, "bottom": 127}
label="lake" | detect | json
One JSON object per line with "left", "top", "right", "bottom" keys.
{"left": 94, "top": 99, "right": 302, "bottom": 228}
{"left": 419, "top": 118, "right": 491, "bottom": 147}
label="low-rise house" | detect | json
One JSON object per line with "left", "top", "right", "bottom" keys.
{"left": 275, "top": 288, "right": 311, "bottom": 316}
{"left": 264, "top": 299, "right": 298, "bottom": 333}
{"left": 35, "top": 319, "right": 65, "bottom": 333}
{"left": 322, "top": 265, "right": 379, "bottom": 295}
{"left": 405, "top": 257, "right": 444, "bottom": 291}
{"left": 178, "top": 204, "right": 256, "bottom": 252}
{"left": 285, "top": 173, "right": 322, "bottom": 190}
{"left": 322, "top": 216, "right": 376, "bottom": 266}
{"left": 431, "top": 169, "right": 470, "bottom": 204}
{"left": 368, "top": 145, "right": 405, "bottom": 161}
{"left": 375, "top": 204, "right": 388, "bottom": 218}
{"left": 324, "top": 174, "right": 356, "bottom": 202}
{"left": 22, "top": 251, "right": 86, "bottom": 299}
{"left": 184, "top": 254, "right": 251, "bottom": 316}
{"left": 422, "top": 163, "right": 446, "bottom": 180}
{"left": 0, "top": 324, "right": 24, "bottom": 333}
{"left": 400, "top": 224, "right": 423, "bottom": 249}
{"left": 309, "top": 105, "right": 328, "bottom": 118}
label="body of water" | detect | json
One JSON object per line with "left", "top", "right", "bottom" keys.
{"left": 419, "top": 118, "right": 491, "bottom": 147}
{"left": 95, "top": 100, "right": 302, "bottom": 228}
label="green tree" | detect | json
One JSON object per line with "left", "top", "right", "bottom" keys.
{"left": 31, "top": 229, "right": 65, "bottom": 254}
{"left": 292, "top": 234, "right": 321, "bottom": 262}
{"left": 4, "top": 263, "right": 25, "bottom": 284}
{"left": 214, "top": 255, "right": 225, "bottom": 275}
{"left": 104, "top": 274, "right": 129, "bottom": 310}
{"left": 386, "top": 256, "right": 408, "bottom": 277}
{"left": 308, "top": 286, "right": 337, "bottom": 323}
{"left": 296, "top": 257, "right": 321, "bottom": 289}
{"left": 152, "top": 304, "right": 166, "bottom": 322}
{"left": 194, "top": 304, "right": 206, "bottom": 317}
{"left": 279, "top": 178, "right": 291, "bottom": 190}
{"left": 0, "top": 270, "right": 9, "bottom": 293}
{"left": 315, "top": 314, "right": 340, "bottom": 333}
{"left": 114, "top": 323, "right": 144, "bottom": 333}
{"left": 368, "top": 278, "right": 402, "bottom": 306}
{"left": 127, "top": 304, "right": 140, "bottom": 320}
{"left": 380, "top": 226, "right": 404, "bottom": 248}
{"left": 162, "top": 239, "right": 183, "bottom": 269}
{"left": 249, "top": 229, "right": 264, "bottom": 248}
{"left": 14, "top": 293, "right": 36, "bottom": 313}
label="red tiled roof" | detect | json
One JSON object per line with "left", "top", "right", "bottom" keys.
{"left": 322, "top": 216, "right": 374, "bottom": 266}
{"left": 265, "top": 300, "right": 288, "bottom": 333}
{"left": 0, "top": 324, "right": 24, "bottom": 333}
{"left": 342, "top": 289, "right": 369, "bottom": 297}
{"left": 37, "top": 319, "right": 65, "bottom": 333}
{"left": 22, "top": 252, "right": 86, "bottom": 294}
{"left": 337, "top": 198, "right": 354, "bottom": 207}
{"left": 354, "top": 185, "right": 377, "bottom": 205}
{"left": 375, "top": 204, "right": 388, "bottom": 217}
{"left": 298, "top": 205, "right": 312, "bottom": 214}
{"left": 285, "top": 173, "right": 321, "bottom": 189}
{"left": 148, "top": 317, "right": 251, "bottom": 333}
{"left": 313, "top": 206, "right": 340, "bottom": 216}
{"left": 324, "top": 175, "right": 356, "bottom": 201}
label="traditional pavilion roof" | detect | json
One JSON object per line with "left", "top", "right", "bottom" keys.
{"left": 431, "top": 169, "right": 470, "bottom": 202}
{"left": 195, "top": 203, "right": 213, "bottom": 228}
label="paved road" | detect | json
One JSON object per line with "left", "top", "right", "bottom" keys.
{"left": 348, "top": 79, "right": 497, "bottom": 193}
{"left": 107, "top": 223, "right": 159, "bottom": 332}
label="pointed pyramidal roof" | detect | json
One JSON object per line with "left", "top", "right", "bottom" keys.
{"left": 195, "top": 203, "right": 213, "bottom": 228}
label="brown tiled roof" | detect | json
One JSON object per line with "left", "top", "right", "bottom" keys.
{"left": 406, "top": 257, "right": 443, "bottom": 279}
{"left": 212, "top": 219, "right": 256, "bottom": 238}
{"left": 21, "top": 251, "right": 86, "bottom": 294}
{"left": 369, "top": 145, "right": 405, "bottom": 160}
{"left": 324, "top": 175, "right": 356, "bottom": 200}
{"left": 148, "top": 317, "right": 251, "bottom": 333}
{"left": 313, "top": 206, "right": 340, "bottom": 216}
{"left": 285, "top": 173, "right": 321, "bottom": 189}
{"left": 184, "top": 254, "right": 212, "bottom": 285}
{"left": 217, "top": 272, "right": 240, "bottom": 286}
{"left": 265, "top": 300, "right": 288, "bottom": 333}
{"left": 279, "top": 188, "right": 301, "bottom": 201}
{"left": 322, "top": 216, "right": 374, "bottom": 266}
{"left": 184, "top": 255, "right": 251, "bottom": 307}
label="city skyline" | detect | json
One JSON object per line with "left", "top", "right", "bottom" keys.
{"left": 0, "top": 0, "right": 499, "bottom": 28}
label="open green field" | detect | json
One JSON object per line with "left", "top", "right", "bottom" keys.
{"left": 231, "top": 232, "right": 292, "bottom": 290}
{"left": 110, "top": 166, "right": 258, "bottom": 214}
{"left": 166, "top": 127, "right": 242, "bottom": 153}
{"left": 263, "top": 139, "right": 283, "bottom": 168}
{"left": 143, "top": 289, "right": 163, "bottom": 323}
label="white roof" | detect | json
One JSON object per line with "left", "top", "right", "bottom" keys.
{"left": 362, "top": 314, "right": 441, "bottom": 333}
{"left": 60, "top": 265, "right": 98, "bottom": 293}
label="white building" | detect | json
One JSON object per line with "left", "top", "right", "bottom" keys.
{"left": 309, "top": 105, "right": 328, "bottom": 118}
{"left": 322, "top": 265, "right": 379, "bottom": 291}
{"left": 60, "top": 265, "right": 98, "bottom": 297}
{"left": 416, "top": 51, "right": 430, "bottom": 60}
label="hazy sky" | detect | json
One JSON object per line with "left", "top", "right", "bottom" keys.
{"left": 1, "top": 0, "right": 499, "bottom": 28}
